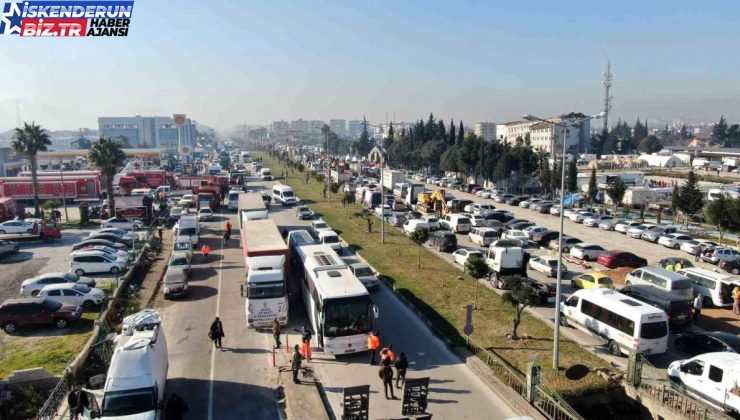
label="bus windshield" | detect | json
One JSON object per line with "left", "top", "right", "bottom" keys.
{"left": 282, "top": 190, "right": 294, "bottom": 197}
{"left": 640, "top": 321, "right": 668, "bottom": 339}
{"left": 323, "top": 296, "right": 372, "bottom": 338}
{"left": 247, "top": 281, "right": 285, "bottom": 299}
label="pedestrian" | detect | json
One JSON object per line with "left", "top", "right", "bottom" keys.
{"left": 733, "top": 286, "right": 740, "bottom": 315}
{"left": 695, "top": 250, "right": 701, "bottom": 262}
{"left": 225, "top": 220, "right": 232, "bottom": 235}
{"left": 272, "top": 318, "right": 281, "bottom": 349}
{"left": 223, "top": 229, "right": 230, "bottom": 245}
{"left": 693, "top": 293, "right": 703, "bottom": 321}
{"left": 367, "top": 331, "right": 380, "bottom": 365}
{"left": 380, "top": 345, "right": 396, "bottom": 365}
{"left": 665, "top": 262, "right": 675, "bottom": 272}
{"left": 300, "top": 325, "right": 313, "bottom": 361}
{"left": 291, "top": 344, "right": 303, "bottom": 384}
{"left": 379, "top": 363, "right": 396, "bottom": 399}
{"left": 67, "top": 386, "right": 79, "bottom": 420}
{"left": 210, "top": 317, "right": 225, "bottom": 349}
{"left": 395, "top": 352, "right": 408, "bottom": 389}
{"left": 157, "top": 226, "right": 163, "bottom": 243}
{"left": 201, "top": 244, "right": 211, "bottom": 262}
{"left": 164, "top": 392, "right": 189, "bottom": 420}
{"left": 675, "top": 261, "right": 683, "bottom": 271}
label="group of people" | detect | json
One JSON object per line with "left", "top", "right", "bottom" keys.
{"left": 368, "top": 331, "right": 409, "bottom": 399}
{"left": 271, "top": 320, "right": 314, "bottom": 384}
{"left": 664, "top": 260, "right": 686, "bottom": 272}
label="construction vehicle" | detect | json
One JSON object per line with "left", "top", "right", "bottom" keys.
{"left": 416, "top": 190, "right": 450, "bottom": 215}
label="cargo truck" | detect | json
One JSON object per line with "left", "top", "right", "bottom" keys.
{"left": 237, "top": 193, "right": 268, "bottom": 227}
{"left": 382, "top": 170, "right": 405, "bottom": 191}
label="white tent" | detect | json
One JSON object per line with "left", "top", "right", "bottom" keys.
{"left": 637, "top": 154, "right": 682, "bottom": 168}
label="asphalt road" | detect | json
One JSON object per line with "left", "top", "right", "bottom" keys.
{"left": 265, "top": 179, "right": 522, "bottom": 419}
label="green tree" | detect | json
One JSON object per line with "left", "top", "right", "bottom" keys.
{"left": 88, "top": 136, "right": 127, "bottom": 216}
{"left": 440, "top": 147, "right": 459, "bottom": 174}
{"left": 354, "top": 208, "right": 374, "bottom": 233}
{"left": 705, "top": 194, "right": 734, "bottom": 243}
{"left": 448, "top": 118, "right": 456, "bottom": 146}
{"left": 409, "top": 227, "right": 429, "bottom": 268}
{"left": 458, "top": 121, "right": 464, "bottom": 145}
{"left": 587, "top": 167, "right": 599, "bottom": 203}
{"left": 383, "top": 122, "right": 394, "bottom": 150}
{"left": 567, "top": 158, "right": 578, "bottom": 193}
{"left": 11, "top": 122, "right": 52, "bottom": 217}
{"left": 638, "top": 135, "right": 663, "bottom": 154}
{"left": 465, "top": 256, "right": 490, "bottom": 279}
{"left": 502, "top": 275, "right": 540, "bottom": 340}
{"left": 589, "top": 132, "right": 604, "bottom": 157}
{"left": 633, "top": 118, "right": 648, "bottom": 142}
{"left": 606, "top": 178, "right": 627, "bottom": 210}
{"left": 676, "top": 171, "right": 704, "bottom": 227}
{"left": 355, "top": 116, "right": 374, "bottom": 156}
{"left": 712, "top": 115, "right": 729, "bottom": 145}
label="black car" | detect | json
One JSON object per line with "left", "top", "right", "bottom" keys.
{"left": 658, "top": 257, "right": 694, "bottom": 270}
{"left": 427, "top": 231, "right": 457, "bottom": 252}
{"left": 532, "top": 230, "right": 560, "bottom": 246}
{"left": 507, "top": 221, "right": 535, "bottom": 231}
{"left": 483, "top": 212, "right": 513, "bottom": 223}
{"left": 504, "top": 218, "right": 529, "bottom": 227}
{"left": 87, "top": 233, "right": 132, "bottom": 248}
{"left": 719, "top": 259, "right": 740, "bottom": 275}
{"left": 506, "top": 196, "right": 529, "bottom": 206}
{"left": 490, "top": 276, "right": 554, "bottom": 305}
{"left": 72, "top": 239, "right": 126, "bottom": 251}
{"left": 674, "top": 332, "right": 740, "bottom": 357}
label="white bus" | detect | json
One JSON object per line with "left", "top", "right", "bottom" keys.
{"left": 560, "top": 288, "right": 669, "bottom": 357}
{"left": 296, "top": 244, "right": 377, "bottom": 355}
{"left": 245, "top": 255, "right": 288, "bottom": 327}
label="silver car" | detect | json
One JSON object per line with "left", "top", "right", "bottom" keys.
{"left": 0, "top": 239, "right": 19, "bottom": 256}
{"left": 349, "top": 263, "right": 380, "bottom": 290}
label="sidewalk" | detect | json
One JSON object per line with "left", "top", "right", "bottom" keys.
{"left": 276, "top": 333, "right": 330, "bottom": 420}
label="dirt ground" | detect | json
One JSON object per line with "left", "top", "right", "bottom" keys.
{"left": 0, "top": 257, "right": 49, "bottom": 302}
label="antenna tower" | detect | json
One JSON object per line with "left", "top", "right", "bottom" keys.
{"left": 602, "top": 61, "right": 613, "bottom": 134}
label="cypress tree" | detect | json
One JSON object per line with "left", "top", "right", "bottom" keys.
{"left": 458, "top": 121, "right": 464, "bottom": 145}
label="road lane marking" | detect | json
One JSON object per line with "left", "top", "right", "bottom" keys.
{"left": 208, "top": 211, "right": 226, "bottom": 420}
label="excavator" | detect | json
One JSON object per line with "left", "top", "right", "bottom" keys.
{"left": 416, "top": 190, "right": 450, "bottom": 215}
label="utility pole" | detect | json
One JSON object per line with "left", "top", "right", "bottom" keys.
{"left": 602, "top": 60, "right": 613, "bottom": 136}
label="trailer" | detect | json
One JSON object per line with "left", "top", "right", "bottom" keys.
{"left": 237, "top": 193, "right": 268, "bottom": 227}
{"left": 382, "top": 170, "right": 405, "bottom": 191}
{"left": 240, "top": 219, "right": 290, "bottom": 277}
{"left": 0, "top": 176, "right": 101, "bottom": 201}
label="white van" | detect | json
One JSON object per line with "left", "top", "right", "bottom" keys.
{"left": 560, "top": 288, "right": 669, "bottom": 356}
{"left": 318, "top": 230, "right": 342, "bottom": 253}
{"left": 272, "top": 185, "right": 296, "bottom": 205}
{"left": 677, "top": 267, "right": 740, "bottom": 307}
{"left": 668, "top": 352, "right": 740, "bottom": 415}
{"left": 82, "top": 309, "right": 168, "bottom": 419}
{"left": 624, "top": 266, "right": 694, "bottom": 299}
{"left": 440, "top": 214, "right": 472, "bottom": 233}
{"left": 178, "top": 215, "right": 200, "bottom": 245}
{"left": 260, "top": 167, "right": 273, "bottom": 181}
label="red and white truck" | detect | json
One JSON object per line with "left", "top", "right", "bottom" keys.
{"left": 0, "top": 177, "right": 101, "bottom": 201}
{"left": 0, "top": 197, "right": 17, "bottom": 221}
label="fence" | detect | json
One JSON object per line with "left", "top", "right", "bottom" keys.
{"left": 636, "top": 381, "right": 731, "bottom": 420}
{"left": 463, "top": 335, "right": 584, "bottom": 420}
{"left": 34, "top": 223, "right": 157, "bottom": 420}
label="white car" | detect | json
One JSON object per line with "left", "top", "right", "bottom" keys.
{"left": 77, "top": 245, "right": 129, "bottom": 259}
{"left": 549, "top": 205, "right": 562, "bottom": 216}
{"left": 569, "top": 243, "right": 607, "bottom": 261}
{"left": 20, "top": 272, "right": 96, "bottom": 296}
{"left": 680, "top": 239, "right": 718, "bottom": 255}
{"left": 0, "top": 220, "right": 34, "bottom": 234}
{"left": 615, "top": 221, "right": 642, "bottom": 233}
{"left": 569, "top": 212, "right": 595, "bottom": 223}
{"left": 178, "top": 194, "right": 194, "bottom": 207}
{"left": 626, "top": 224, "right": 654, "bottom": 238}
{"left": 197, "top": 208, "right": 214, "bottom": 221}
{"left": 468, "top": 227, "right": 498, "bottom": 246}
{"left": 472, "top": 204, "right": 496, "bottom": 215}
{"left": 523, "top": 226, "right": 548, "bottom": 239}
{"left": 657, "top": 233, "right": 694, "bottom": 249}
{"left": 403, "top": 219, "right": 429, "bottom": 236}
{"left": 311, "top": 220, "right": 331, "bottom": 237}
{"left": 295, "top": 206, "right": 315, "bottom": 220}
{"left": 421, "top": 216, "right": 440, "bottom": 230}
{"left": 501, "top": 230, "right": 528, "bottom": 246}
{"left": 102, "top": 217, "right": 144, "bottom": 231}
{"left": 375, "top": 205, "right": 393, "bottom": 217}
{"left": 92, "top": 228, "right": 134, "bottom": 241}
{"left": 584, "top": 215, "right": 613, "bottom": 227}
{"left": 562, "top": 208, "right": 579, "bottom": 218}
{"left": 466, "top": 214, "right": 488, "bottom": 227}
{"left": 37, "top": 283, "right": 106, "bottom": 308}
{"left": 70, "top": 250, "right": 128, "bottom": 275}
{"left": 528, "top": 255, "right": 567, "bottom": 278}
{"left": 452, "top": 249, "right": 484, "bottom": 266}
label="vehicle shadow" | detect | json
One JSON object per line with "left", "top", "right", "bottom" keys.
{"left": 0, "top": 251, "right": 33, "bottom": 264}
{"left": 165, "top": 377, "right": 279, "bottom": 420}
{"left": 184, "top": 285, "right": 218, "bottom": 301}
{"left": 9, "top": 317, "right": 95, "bottom": 337}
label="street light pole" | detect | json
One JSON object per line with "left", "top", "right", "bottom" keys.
{"left": 523, "top": 112, "right": 604, "bottom": 370}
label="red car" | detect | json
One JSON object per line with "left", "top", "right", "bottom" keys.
{"left": 597, "top": 250, "right": 648, "bottom": 269}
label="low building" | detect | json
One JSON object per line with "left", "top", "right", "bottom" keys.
{"left": 98, "top": 115, "right": 195, "bottom": 151}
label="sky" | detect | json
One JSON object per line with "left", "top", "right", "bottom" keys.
{"left": 1, "top": 0, "right": 739, "bottom": 133}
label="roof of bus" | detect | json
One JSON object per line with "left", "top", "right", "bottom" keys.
{"left": 298, "top": 244, "right": 346, "bottom": 272}
{"left": 574, "top": 288, "right": 667, "bottom": 319}
{"left": 298, "top": 244, "right": 367, "bottom": 298}
{"left": 288, "top": 230, "right": 314, "bottom": 246}
{"left": 242, "top": 219, "right": 288, "bottom": 253}
{"left": 238, "top": 192, "right": 266, "bottom": 211}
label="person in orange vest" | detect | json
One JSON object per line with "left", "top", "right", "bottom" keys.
{"left": 201, "top": 244, "right": 211, "bottom": 262}
{"left": 368, "top": 331, "right": 380, "bottom": 365}
{"left": 380, "top": 344, "right": 396, "bottom": 365}
{"left": 300, "top": 326, "right": 312, "bottom": 361}
{"left": 225, "top": 221, "right": 232, "bottom": 235}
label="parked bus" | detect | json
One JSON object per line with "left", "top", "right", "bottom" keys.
{"left": 295, "top": 244, "right": 377, "bottom": 355}
{"left": 560, "top": 288, "right": 669, "bottom": 357}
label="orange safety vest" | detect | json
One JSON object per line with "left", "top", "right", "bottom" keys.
{"left": 202, "top": 245, "right": 210, "bottom": 254}
{"left": 381, "top": 348, "right": 396, "bottom": 362}
{"left": 368, "top": 334, "right": 380, "bottom": 350}
{"left": 734, "top": 288, "right": 740, "bottom": 302}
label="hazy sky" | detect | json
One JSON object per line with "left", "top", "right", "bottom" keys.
{"left": 1, "top": 0, "right": 739, "bottom": 132}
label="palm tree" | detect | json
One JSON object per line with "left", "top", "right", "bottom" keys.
{"left": 88, "top": 136, "right": 127, "bottom": 215}
{"left": 11, "top": 123, "right": 52, "bottom": 217}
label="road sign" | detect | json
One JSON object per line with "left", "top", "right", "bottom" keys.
{"left": 173, "top": 114, "right": 186, "bottom": 125}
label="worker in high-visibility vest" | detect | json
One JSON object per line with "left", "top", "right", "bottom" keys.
{"left": 368, "top": 331, "right": 380, "bottom": 365}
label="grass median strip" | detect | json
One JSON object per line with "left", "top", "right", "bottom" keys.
{"left": 262, "top": 154, "right": 612, "bottom": 397}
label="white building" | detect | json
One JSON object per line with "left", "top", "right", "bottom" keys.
{"left": 474, "top": 122, "right": 497, "bottom": 142}
{"left": 500, "top": 114, "right": 591, "bottom": 153}
{"left": 271, "top": 120, "right": 289, "bottom": 134}
{"left": 290, "top": 119, "right": 309, "bottom": 133}
{"left": 348, "top": 120, "right": 364, "bottom": 138}
{"left": 98, "top": 115, "right": 196, "bottom": 151}
{"left": 329, "top": 119, "right": 346, "bottom": 137}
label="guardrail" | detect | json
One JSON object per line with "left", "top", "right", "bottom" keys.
{"left": 636, "top": 381, "right": 731, "bottom": 420}
{"left": 35, "top": 371, "right": 72, "bottom": 420}
{"left": 463, "top": 335, "right": 584, "bottom": 420}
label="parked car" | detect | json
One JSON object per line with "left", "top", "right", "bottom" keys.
{"left": 658, "top": 233, "right": 695, "bottom": 249}
{"left": 168, "top": 251, "right": 192, "bottom": 276}
{"left": 86, "top": 233, "right": 132, "bottom": 248}
{"left": 597, "top": 251, "right": 648, "bottom": 269}
{"left": 311, "top": 220, "right": 331, "bottom": 237}
{"left": 405, "top": 211, "right": 422, "bottom": 221}
{"left": 466, "top": 214, "right": 487, "bottom": 227}
{"left": 37, "top": 283, "right": 106, "bottom": 308}
{"left": 641, "top": 226, "right": 680, "bottom": 243}
{"left": 718, "top": 259, "right": 740, "bottom": 275}
{"left": 626, "top": 224, "right": 655, "bottom": 238}
{"left": 549, "top": 205, "right": 562, "bottom": 216}
{"left": 0, "top": 220, "right": 34, "bottom": 234}
{"left": 178, "top": 194, "right": 195, "bottom": 207}
{"left": 496, "top": 194, "right": 514, "bottom": 203}
{"left": 295, "top": 206, "right": 315, "bottom": 220}
{"left": 569, "top": 212, "right": 595, "bottom": 223}
{"left": 197, "top": 208, "right": 214, "bottom": 221}
{"left": 570, "top": 243, "right": 607, "bottom": 261}
{"left": 523, "top": 226, "right": 549, "bottom": 239}
{"left": 507, "top": 221, "right": 535, "bottom": 231}
{"left": 529, "top": 255, "right": 567, "bottom": 278}
{"left": 681, "top": 239, "right": 718, "bottom": 256}
{"left": 163, "top": 267, "right": 190, "bottom": 299}
{"left": 536, "top": 203, "right": 553, "bottom": 213}
{"left": 701, "top": 247, "right": 740, "bottom": 264}
{"left": 0, "top": 239, "right": 19, "bottom": 256}
{"left": 348, "top": 263, "right": 380, "bottom": 290}
{"left": 70, "top": 250, "right": 128, "bottom": 275}
{"left": 667, "top": 353, "right": 740, "bottom": 414}
{"left": 532, "top": 230, "right": 560, "bottom": 247}
{"left": 73, "top": 238, "right": 126, "bottom": 251}
{"left": 20, "top": 272, "right": 96, "bottom": 296}
{"left": 550, "top": 236, "right": 582, "bottom": 253}
{"left": 615, "top": 220, "right": 642, "bottom": 234}
{"left": 421, "top": 216, "right": 440, "bottom": 231}
{"left": 0, "top": 298, "right": 82, "bottom": 333}
{"left": 571, "top": 272, "right": 615, "bottom": 290}
{"left": 468, "top": 227, "right": 498, "bottom": 246}
{"left": 92, "top": 228, "right": 135, "bottom": 241}
{"left": 403, "top": 219, "right": 429, "bottom": 235}
{"left": 102, "top": 217, "right": 144, "bottom": 231}
{"left": 658, "top": 257, "right": 694, "bottom": 270}
{"left": 452, "top": 248, "right": 484, "bottom": 265}
{"left": 388, "top": 213, "right": 407, "bottom": 227}
{"left": 584, "top": 215, "right": 613, "bottom": 227}
{"left": 520, "top": 198, "right": 541, "bottom": 209}
{"left": 427, "top": 231, "right": 457, "bottom": 252}
{"left": 501, "top": 230, "right": 528, "bottom": 247}
{"left": 492, "top": 276, "right": 554, "bottom": 304}
{"left": 598, "top": 219, "right": 621, "bottom": 231}
{"left": 674, "top": 332, "right": 740, "bottom": 356}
